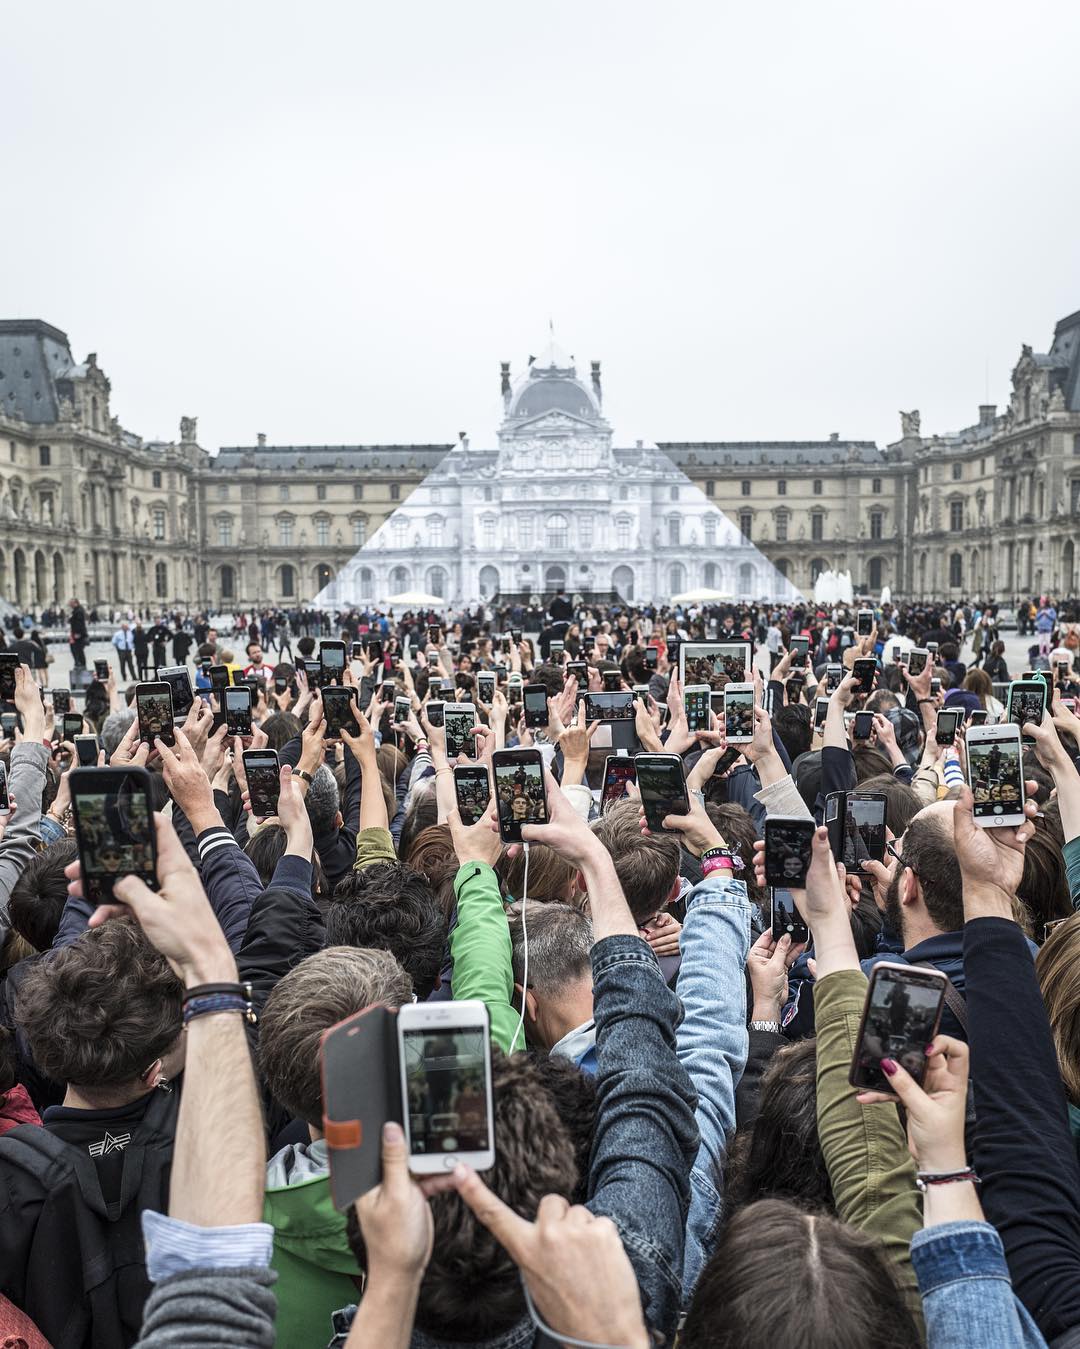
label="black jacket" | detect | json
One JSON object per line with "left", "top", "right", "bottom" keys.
{"left": 70, "top": 606, "right": 88, "bottom": 642}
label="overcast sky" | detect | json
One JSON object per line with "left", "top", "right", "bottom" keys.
{"left": 4, "top": 2, "right": 1079, "bottom": 454}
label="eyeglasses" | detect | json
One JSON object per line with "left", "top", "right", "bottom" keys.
{"left": 886, "top": 839, "right": 917, "bottom": 875}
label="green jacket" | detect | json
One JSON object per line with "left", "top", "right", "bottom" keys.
{"left": 814, "top": 969, "right": 925, "bottom": 1335}
{"left": 263, "top": 1142, "right": 361, "bottom": 1349}
{"left": 450, "top": 860, "right": 520, "bottom": 1055}
{"left": 354, "top": 825, "right": 397, "bottom": 872}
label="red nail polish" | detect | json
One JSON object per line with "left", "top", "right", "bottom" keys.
{"left": 880, "top": 1058, "right": 898, "bottom": 1077}
{"left": 925, "top": 1043, "right": 936, "bottom": 1056}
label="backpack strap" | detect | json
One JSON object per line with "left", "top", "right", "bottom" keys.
{"left": 941, "top": 976, "right": 968, "bottom": 1033}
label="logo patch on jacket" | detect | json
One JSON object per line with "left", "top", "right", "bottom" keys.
{"left": 88, "top": 1130, "right": 131, "bottom": 1157}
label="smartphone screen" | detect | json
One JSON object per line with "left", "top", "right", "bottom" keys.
{"left": 453, "top": 765, "right": 490, "bottom": 825}
{"left": 351, "top": 642, "right": 366, "bottom": 660}
{"left": 644, "top": 646, "right": 658, "bottom": 670}
{"left": 724, "top": 684, "right": 755, "bottom": 742}
{"left": 936, "top": 709, "right": 961, "bottom": 745}
{"left": 908, "top": 649, "right": 928, "bottom": 677}
{"left": 94, "top": 659, "right": 110, "bottom": 681}
{"left": 850, "top": 964, "right": 945, "bottom": 1092}
{"left": 443, "top": 705, "right": 476, "bottom": 759}
{"left": 400, "top": 1017, "right": 492, "bottom": 1160}
{"left": 567, "top": 661, "right": 588, "bottom": 692}
{"left": 208, "top": 665, "right": 230, "bottom": 691}
{"left": 0, "top": 762, "right": 8, "bottom": 817}
{"left": 853, "top": 711, "right": 874, "bottom": 740}
{"left": 967, "top": 730, "right": 1024, "bottom": 822}
{"left": 771, "top": 887, "right": 808, "bottom": 943}
{"left": 0, "top": 713, "right": 17, "bottom": 740}
{"left": 243, "top": 750, "right": 280, "bottom": 816}
{"left": 853, "top": 659, "right": 876, "bottom": 694}
{"left": 224, "top": 686, "right": 254, "bottom": 736}
{"left": 157, "top": 666, "right": 194, "bottom": 716}
{"left": 52, "top": 689, "right": 71, "bottom": 715}
{"left": 63, "top": 712, "right": 84, "bottom": 741}
{"left": 764, "top": 817, "right": 815, "bottom": 887}
{"left": 492, "top": 750, "right": 547, "bottom": 841}
{"left": 584, "top": 692, "right": 634, "bottom": 722}
{"left": 477, "top": 673, "right": 496, "bottom": 702}
{"left": 0, "top": 655, "right": 19, "bottom": 701}
{"left": 790, "top": 635, "right": 810, "bottom": 662}
{"left": 857, "top": 610, "right": 874, "bottom": 636}
{"left": 136, "top": 683, "right": 175, "bottom": 746}
{"left": 969, "top": 708, "right": 989, "bottom": 726}
{"left": 70, "top": 767, "right": 157, "bottom": 901}
{"left": 320, "top": 642, "right": 346, "bottom": 684}
{"left": 523, "top": 684, "right": 548, "bottom": 728}
{"left": 323, "top": 687, "right": 357, "bottom": 738}
{"left": 305, "top": 660, "right": 323, "bottom": 690}
{"left": 394, "top": 697, "right": 411, "bottom": 725}
{"left": 600, "top": 756, "right": 637, "bottom": 813}
{"left": 843, "top": 795, "right": 887, "bottom": 874}
{"left": 635, "top": 753, "right": 689, "bottom": 832}
{"left": 1008, "top": 682, "right": 1045, "bottom": 743}
{"left": 825, "top": 664, "right": 843, "bottom": 693}
{"left": 814, "top": 697, "right": 829, "bottom": 731}
{"left": 684, "top": 685, "right": 710, "bottom": 733}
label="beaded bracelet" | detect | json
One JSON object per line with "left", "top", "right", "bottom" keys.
{"left": 183, "top": 993, "right": 257, "bottom": 1026}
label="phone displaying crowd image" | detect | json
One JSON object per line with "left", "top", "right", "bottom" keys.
{"left": 70, "top": 766, "right": 157, "bottom": 902}
{"left": 491, "top": 749, "right": 548, "bottom": 842}
{"left": 394, "top": 697, "right": 411, "bottom": 725}
{"left": 136, "top": 682, "right": 175, "bottom": 747}
{"left": 770, "top": 887, "right": 808, "bottom": 944}
{"left": 453, "top": 764, "right": 491, "bottom": 826}
{"left": 224, "top": 686, "right": 253, "bottom": 736}
{"left": 322, "top": 686, "right": 357, "bottom": 739}
{"left": 635, "top": 752, "right": 690, "bottom": 833}
{"left": 857, "top": 609, "right": 874, "bottom": 637}
{"left": 849, "top": 962, "right": 946, "bottom": 1093}
{"left": 852, "top": 658, "right": 876, "bottom": 695}
{"left": 724, "top": 683, "right": 755, "bottom": 743}
{"left": 52, "top": 689, "right": 71, "bottom": 715}
{"left": 243, "top": 750, "right": 281, "bottom": 817}
{"left": 600, "top": 755, "right": 637, "bottom": 813}
{"left": 908, "top": 648, "right": 929, "bottom": 677}
{"left": 1007, "top": 680, "right": 1046, "bottom": 745}
{"left": 684, "top": 684, "right": 710, "bottom": 733}
{"left": 825, "top": 664, "right": 843, "bottom": 693}
{"left": 966, "top": 725, "right": 1024, "bottom": 827}
{"left": 94, "top": 659, "right": 110, "bottom": 681}
{"left": 443, "top": 704, "right": 476, "bottom": 759}
{"left": 157, "top": 666, "right": 194, "bottom": 716}
{"left": 567, "top": 661, "right": 588, "bottom": 693}
{"left": 477, "top": 672, "right": 496, "bottom": 703}
{"left": 843, "top": 794, "right": 887, "bottom": 874}
{"left": 764, "top": 816, "right": 815, "bottom": 888}
{"left": 790, "top": 635, "right": 810, "bottom": 663}
{"left": 426, "top": 699, "right": 445, "bottom": 729}
{"left": 814, "top": 697, "right": 829, "bottom": 732}
{"left": 0, "top": 654, "right": 19, "bottom": 701}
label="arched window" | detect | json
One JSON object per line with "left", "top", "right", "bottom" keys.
{"left": 155, "top": 561, "right": 168, "bottom": 598}
{"left": 279, "top": 564, "right": 295, "bottom": 598}
{"left": 478, "top": 565, "right": 500, "bottom": 599}
{"left": 774, "top": 558, "right": 791, "bottom": 578}
{"left": 359, "top": 567, "right": 375, "bottom": 596}
{"left": 426, "top": 566, "right": 448, "bottom": 599}
{"left": 615, "top": 515, "right": 632, "bottom": 550}
{"left": 546, "top": 514, "right": 568, "bottom": 549}
{"left": 612, "top": 565, "right": 635, "bottom": 601}
{"left": 810, "top": 558, "right": 828, "bottom": 583}
{"left": 389, "top": 564, "right": 411, "bottom": 592}
{"left": 704, "top": 562, "right": 721, "bottom": 588}
{"left": 949, "top": 552, "right": 963, "bottom": 588}
{"left": 668, "top": 562, "right": 686, "bottom": 595}
{"left": 220, "top": 565, "right": 236, "bottom": 600}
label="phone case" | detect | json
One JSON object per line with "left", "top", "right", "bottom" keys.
{"left": 320, "top": 1004, "right": 404, "bottom": 1211}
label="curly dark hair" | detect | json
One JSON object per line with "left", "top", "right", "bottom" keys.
{"left": 8, "top": 837, "right": 78, "bottom": 952}
{"left": 15, "top": 921, "right": 183, "bottom": 1091}
{"left": 326, "top": 862, "right": 447, "bottom": 1000}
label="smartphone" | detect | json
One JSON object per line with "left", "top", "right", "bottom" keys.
{"left": 583, "top": 634, "right": 596, "bottom": 654}
{"left": 522, "top": 682, "right": 549, "bottom": 729}
{"left": 243, "top": 749, "right": 281, "bottom": 817}
{"left": 0, "top": 654, "right": 19, "bottom": 702}
{"left": 684, "top": 684, "right": 710, "bottom": 733}
{"left": 969, "top": 708, "right": 989, "bottom": 726}
{"left": 1007, "top": 680, "right": 1046, "bottom": 745}
{"left": 394, "top": 696, "right": 411, "bottom": 725}
{"left": 856, "top": 609, "right": 874, "bottom": 637}
{"left": 583, "top": 691, "right": 634, "bottom": 722}
{"left": 0, "top": 763, "right": 9, "bottom": 817}
{"left": 935, "top": 708, "right": 962, "bottom": 746}
{"left": 70, "top": 765, "right": 158, "bottom": 902}
{"left": 843, "top": 793, "right": 887, "bottom": 874}
{"left": 426, "top": 699, "right": 445, "bottom": 729}
{"left": 790, "top": 635, "right": 810, "bottom": 663}
{"left": 567, "top": 661, "right": 589, "bottom": 692}
{"left": 74, "top": 734, "right": 99, "bottom": 767}
{"left": 644, "top": 646, "right": 658, "bottom": 670}
{"left": 764, "top": 816, "right": 816, "bottom": 888}
{"left": 712, "top": 745, "right": 742, "bottom": 777}
{"left": 351, "top": 642, "right": 366, "bottom": 661}
{"left": 94, "top": 659, "right": 110, "bottom": 681}
{"left": 814, "top": 697, "right": 829, "bottom": 732}
{"left": 849, "top": 962, "right": 946, "bottom": 1093}
{"left": 930, "top": 677, "right": 942, "bottom": 696}
{"left": 427, "top": 652, "right": 440, "bottom": 669}
{"left": 157, "top": 666, "right": 194, "bottom": 717}
{"left": 62, "top": 712, "right": 84, "bottom": 742}
{"left": 398, "top": 999, "right": 495, "bottom": 1174}
{"left": 602, "top": 669, "right": 621, "bottom": 692}
{"left": 52, "top": 689, "right": 71, "bottom": 715}
{"left": 427, "top": 625, "right": 441, "bottom": 646}
{"left": 635, "top": 752, "right": 690, "bottom": 833}
{"left": 366, "top": 638, "right": 384, "bottom": 663}
{"left": 320, "top": 641, "right": 347, "bottom": 686}
{"left": 135, "top": 681, "right": 175, "bottom": 747}
{"left": 600, "top": 755, "right": 637, "bottom": 813}
{"left": 477, "top": 672, "right": 496, "bottom": 703}
{"left": 770, "top": 887, "right": 809, "bottom": 944}
{"left": 852, "top": 658, "right": 876, "bottom": 695}
{"left": 724, "top": 682, "right": 755, "bottom": 744}
{"left": 0, "top": 712, "right": 17, "bottom": 740}
{"left": 665, "top": 637, "right": 679, "bottom": 666}
{"left": 908, "top": 648, "right": 929, "bottom": 677}
{"left": 224, "top": 685, "right": 254, "bottom": 736}
{"left": 208, "top": 664, "right": 230, "bottom": 692}
{"left": 453, "top": 764, "right": 491, "bottom": 825}
{"left": 443, "top": 703, "right": 477, "bottom": 759}
{"left": 380, "top": 681, "right": 397, "bottom": 704}
{"left": 926, "top": 641, "right": 939, "bottom": 656}
{"left": 825, "top": 663, "right": 843, "bottom": 694}
{"left": 966, "top": 723, "right": 1025, "bottom": 828}
{"left": 322, "top": 686, "right": 358, "bottom": 739}
{"left": 550, "top": 639, "right": 565, "bottom": 657}
{"left": 491, "top": 748, "right": 548, "bottom": 842}
{"left": 852, "top": 710, "right": 874, "bottom": 740}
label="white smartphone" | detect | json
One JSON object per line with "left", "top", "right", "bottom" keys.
{"left": 814, "top": 696, "right": 829, "bottom": 732}
{"left": 397, "top": 998, "right": 495, "bottom": 1175}
{"left": 683, "top": 683, "right": 711, "bottom": 733}
{"left": 965, "top": 723, "right": 1025, "bottom": 829}
{"left": 724, "top": 681, "right": 755, "bottom": 744}
{"left": 443, "top": 702, "right": 477, "bottom": 759}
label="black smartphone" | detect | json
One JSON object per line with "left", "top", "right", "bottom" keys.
{"left": 712, "top": 745, "right": 742, "bottom": 777}
{"left": 52, "top": 689, "right": 71, "bottom": 715}
{"left": 567, "top": 661, "right": 589, "bottom": 692}
{"left": 428, "top": 625, "right": 441, "bottom": 646}
{"left": 366, "top": 638, "right": 384, "bottom": 663}
{"left": 968, "top": 708, "right": 989, "bottom": 727}
{"left": 1008, "top": 680, "right": 1046, "bottom": 746}
{"left": 136, "top": 681, "right": 175, "bottom": 747}
{"left": 602, "top": 669, "right": 621, "bottom": 692}
{"left": 523, "top": 683, "right": 549, "bottom": 729}
{"left": 243, "top": 749, "right": 281, "bottom": 817}
{"left": 930, "top": 677, "right": 942, "bottom": 696}
{"left": 94, "top": 659, "right": 110, "bottom": 681}
{"left": 0, "top": 712, "right": 17, "bottom": 740}
{"left": 320, "top": 641, "right": 347, "bottom": 686}
{"left": 635, "top": 752, "right": 690, "bottom": 833}
{"left": 511, "top": 628, "right": 522, "bottom": 645}
{"left": 770, "top": 887, "right": 809, "bottom": 944}
{"left": 157, "top": 666, "right": 194, "bottom": 716}
{"left": 936, "top": 708, "right": 962, "bottom": 746}
{"left": 790, "top": 635, "right": 810, "bottom": 663}
{"left": 583, "top": 634, "right": 596, "bottom": 654}
{"left": 852, "top": 710, "right": 874, "bottom": 740}
{"left": 600, "top": 755, "right": 637, "bottom": 813}
{"left": 764, "top": 816, "right": 816, "bottom": 888}
{"left": 351, "top": 642, "right": 366, "bottom": 661}
{"left": 70, "top": 765, "right": 158, "bottom": 903}
{"left": 63, "top": 712, "right": 84, "bottom": 742}
{"left": 843, "top": 793, "right": 887, "bottom": 874}
{"left": 274, "top": 675, "right": 288, "bottom": 695}
{"left": 0, "top": 653, "right": 19, "bottom": 701}
{"left": 491, "top": 748, "right": 548, "bottom": 842}
{"left": 323, "top": 686, "right": 358, "bottom": 739}
{"left": 849, "top": 962, "right": 946, "bottom": 1093}
{"left": 665, "top": 637, "right": 679, "bottom": 665}
{"left": 454, "top": 764, "right": 491, "bottom": 826}
{"left": 550, "top": 639, "right": 565, "bottom": 658}
{"left": 208, "top": 664, "right": 230, "bottom": 692}
{"left": 852, "top": 658, "right": 876, "bottom": 695}
{"left": 305, "top": 659, "right": 323, "bottom": 690}
{"left": 644, "top": 646, "right": 658, "bottom": 670}
{"left": 74, "top": 734, "right": 99, "bottom": 767}
{"left": 477, "top": 672, "right": 496, "bottom": 703}
{"left": 224, "top": 685, "right": 254, "bottom": 736}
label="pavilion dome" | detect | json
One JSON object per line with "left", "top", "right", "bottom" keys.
{"left": 508, "top": 339, "right": 600, "bottom": 421}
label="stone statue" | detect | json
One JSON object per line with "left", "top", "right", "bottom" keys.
{"left": 180, "top": 416, "right": 198, "bottom": 443}
{"left": 900, "top": 410, "right": 921, "bottom": 438}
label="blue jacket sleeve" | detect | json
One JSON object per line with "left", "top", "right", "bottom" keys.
{"left": 586, "top": 934, "right": 700, "bottom": 1343}
{"left": 196, "top": 827, "right": 265, "bottom": 953}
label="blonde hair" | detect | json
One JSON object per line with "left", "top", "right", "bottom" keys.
{"left": 1036, "top": 913, "right": 1080, "bottom": 1105}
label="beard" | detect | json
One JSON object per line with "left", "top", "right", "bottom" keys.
{"left": 883, "top": 868, "right": 906, "bottom": 946}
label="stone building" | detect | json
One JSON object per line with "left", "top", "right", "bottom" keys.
{"left": 1, "top": 308, "right": 1078, "bottom": 612}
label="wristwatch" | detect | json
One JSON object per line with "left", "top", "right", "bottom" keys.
{"left": 749, "top": 1019, "right": 781, "bottom": 1034}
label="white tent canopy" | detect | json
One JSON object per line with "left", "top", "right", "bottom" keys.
{"left": 382, "top": 590, "right": 447, "bottom": 609}
{"left": 670, "top": 588, "right": 733, "bottom": 605}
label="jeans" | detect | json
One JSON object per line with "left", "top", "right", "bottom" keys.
{"left": 910, "top": 1221, "right": 1048, "bottom": 1348}
{"left": 674, "top": 874, "right": 751, "bottom": 1301}
{"left": 587, "top": 934, "right": 700, "bottom": 1345}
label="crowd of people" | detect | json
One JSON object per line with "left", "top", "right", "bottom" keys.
{"left": 0, "top": 583, "right": 1079, "bottom": 1346}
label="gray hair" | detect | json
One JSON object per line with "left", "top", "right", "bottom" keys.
{"left": 305, "top": 763, "right": 340, "bottom": 836}
{"left": 506, "top": 901, "right": 593, "bottom": 998}
{"left": 101, "top": 709, "right": 136, "bottom": 758}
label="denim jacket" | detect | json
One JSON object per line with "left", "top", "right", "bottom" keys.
{"left": 673, "top": 873, "right": 750, "bottom": 1302}
{"left": 911, "top": 1221, "right": 1048, "bottom": 1348}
